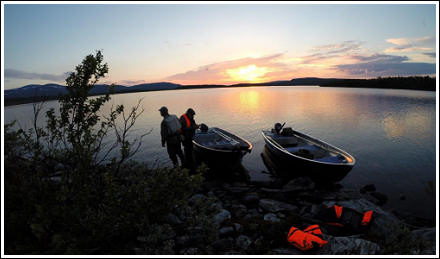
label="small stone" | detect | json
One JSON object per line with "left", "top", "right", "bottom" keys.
{"left": 259, "top": 199, "right": 298, "bottom": 213}
{"left": 219, "top": 226, "right": 235, "bottom": 236}
{"left": 236, "top": 235, "right": 252, "bottom": 250}
{"left": 242, "top": 192, "right": 260, "bottom": 208}
{"left": 360, "top": 184, "right": 376, "bottom": 194}
{"left": 213, "top": 238, "right": 234, "bottom": 251}
{"left": 167, "top": 213, "right": 183, "bottom": 225}
{"left": 370, "top": 191, "right": 388, "bottom": 205}
{"left": 176, "top": 235, "right": 190, "bottom": 246}
{"left": 233, "top": 223, "right": 243, "bottom": 233}
{"left": 215, "top": 209, "right": 231, "bottom": 225}
{"left": 264, "top": 213, "right": 280, "bottom": 222}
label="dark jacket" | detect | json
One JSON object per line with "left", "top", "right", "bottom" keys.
{"left": 179, "top": 113, "right": 197, "bottom": 141}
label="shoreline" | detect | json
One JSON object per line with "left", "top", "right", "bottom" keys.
{"left": 4, "top": 84, "right": 436, "bottom": 107}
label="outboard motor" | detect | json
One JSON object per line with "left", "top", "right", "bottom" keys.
{"left": 274, "top": 122, "right": 282, "bottom": 134}
{"left": 200, "top": 123, "right": 209, "bottom": 133}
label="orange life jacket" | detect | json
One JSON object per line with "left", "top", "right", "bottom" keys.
{"left": 287, "top": 225, "right": 328, "bottom": 251}
{"left": 181, "top": 113, "right": 192, "bottom": 128}
{"left": 325, "top": 204, "right": 374, "bottom": 229}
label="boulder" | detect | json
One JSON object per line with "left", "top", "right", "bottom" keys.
{"left": 369, "top": 191, "right": 388, "bottom": 205}
{"left": 264, "top": 213, "right": 280, "bottom": 223}
{"left": 282, "top": 177, "right": 315, "bottom": 193}
{"left": 268, "top": 248, "right": 304, "bottom": 255}
{"left": 233, "top": 223, "right": 243, "bottom": 233}
{"left": 235, "top": 235, "right": 252, "bottom": 250}
{"left": 259, "top": 199, "right": 298, "bottom": 213}
{"left": 215, "top": 209, "right": 231, "bottom": 225}
{"left": 242, "top": 192, "right": 260, "bottom": 208}
{"left": 411, "top": 227, "right": 436, "bottom": 255}
{"left": 219, "top": 226, "right": 235, "bottom": 236}
{"left": 230, "top": 204, "right": 247, "bottom": 218}
{"left": 212, "top": 238, "right": 234, "bottom": 251}
{"left": 175, "top": 235, "right": 190, "bottom": 246}
{"left": 166, "top": 213, "right": 183, "bottom": 225}
{"left": 319, "top": 235, "right": 380, "bottom": 255}
{"left": 360, "top": 184, "right": 376, "bottom": 193}
{"left": 189, "top": 194, "right": 207, "bottom": 205}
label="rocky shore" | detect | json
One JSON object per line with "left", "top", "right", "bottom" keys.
{"left": 133, "top": 175, "right": 436, "bottom": 255}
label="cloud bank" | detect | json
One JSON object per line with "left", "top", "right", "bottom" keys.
{"left": 5, "top": 69, "right": 71, "bottom": 81}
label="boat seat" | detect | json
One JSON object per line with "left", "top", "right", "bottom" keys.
{"left": 273, "top": 136, "right": 298, "bottom": 147}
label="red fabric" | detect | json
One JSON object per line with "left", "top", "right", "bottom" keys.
{"left": 361, "top": 210, "right": 373, "bottom": 225}
{"left": 334, "top": 205, "right": 343, "bottom": 219}
{"left": 287, "top": 226, "right": 328, "bottom": 251}
{"left": 182, "top": 113, "right": 191, "bottom": 128}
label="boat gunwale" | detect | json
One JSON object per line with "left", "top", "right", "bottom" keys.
{"left": 193, "top": 127, "right": 253, "bottom": 154}
{"left": 261, "top": 130, "right": 356, "bottom": 166}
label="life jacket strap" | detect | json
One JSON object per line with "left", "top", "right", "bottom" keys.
{"left": 334, "top": 204, "right": 343, "bottom": 219}
{"left": 361, "top": 210, "right": 373, "bottom": 226}
{"left": 182, "top": 113, "right": 191, "bottom": 128}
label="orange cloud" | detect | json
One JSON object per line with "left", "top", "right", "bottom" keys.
{"left": 165, "top": 53, "right": 294, "bottom": 85}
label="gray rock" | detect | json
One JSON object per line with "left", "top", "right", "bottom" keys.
{"left": 189, "top": 194, "right": 207, "bottom": 205}
{"left": 369, "top": 191, "right": 388, "bottom": 205}
{"left": 210, "top": 202, "right": 223, "bottom": 212}
{"left": 166, "top": 213, "right": 183, "bottom": 225}
{"left": 269, "top": 248, "right": 304, "bottom": 255}
{"left": 411, "top": 227, "right": 436, "bottom": 254}
{"left": 259, "top": 198, "right": 298, "bottom": 213}
{"left": 233, "top": 223, "right": 243, "bottom": 233}
{"left": 236, "top": 235, "right": 252, "bottom": 250}
{"left": 282, "top": 177, "right": 315, "bottom": 193}
{"left": 319, "top": 235, "right": 380, "bottom": 255}
{"left": 175, "top": 235, "right": 190, "bottom": 246}
{"left": 242, "top": 192, "right": 260, "bottom": 208}
{"left": 230, "top": 204, "right": 247, "bottom": 218}
{"left": 360, "top": 184, "right": 376, "bottom": 193}
{"left": 264, "top": 213, "right": 280, "bottom": 222}
{"left": 411, "top": 228, "right": 436, "bottom": 254}
{"left": 180, "top": 247, "right": 199, "bottom": 255}
{"left": 215, "top": 209, "right": 231, "bottom": 225}
{"left": 219, "top": 226, "right": 235, "bottom": 236}
{"left": 244, "top": 209, "right": 262, "bottom": 220}
{"left": 212, "top": 238, "right": 234, "bottom": 251}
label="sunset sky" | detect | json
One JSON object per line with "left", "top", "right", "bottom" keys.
{"left": 2, "top": 2, "right": 438, "bottom": 89}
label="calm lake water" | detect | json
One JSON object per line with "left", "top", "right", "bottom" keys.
{"left": 4, "top": 86, "right": 437, "bottom": 221}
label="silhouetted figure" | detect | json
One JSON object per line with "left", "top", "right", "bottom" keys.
{"left": 159, "top": 106, "right": 185, "bottom": 168}
{"left": 179, "top": 108, "right": 199, "bottom": 171}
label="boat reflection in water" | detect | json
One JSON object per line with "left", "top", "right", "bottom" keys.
{"left": 261, "top": 125, "right": 355, "bottom": 183}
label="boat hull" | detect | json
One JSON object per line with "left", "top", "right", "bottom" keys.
{"left": 193, "top": 127, "right": 252, "bottom": 176}
{"left": 262, "top": 130, "right": 355, "bottom": 182}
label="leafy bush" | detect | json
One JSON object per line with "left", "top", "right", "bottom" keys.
{"left": 4, "top": 51, "right": 211, "bottom": 255}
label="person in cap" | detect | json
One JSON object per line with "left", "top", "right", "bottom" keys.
{"left": 179, "top": 108, "right": 199, "bottom": 170}
{"left": 159, "top": 106, "right": 185, "bottom": 168}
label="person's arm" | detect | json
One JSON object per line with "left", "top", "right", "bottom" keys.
{"left": 160, "top": 120, "right": 167, "bottom": 146}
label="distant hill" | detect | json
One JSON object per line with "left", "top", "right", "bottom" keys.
{"left": 127, "top": 82, "right": 181, "bottom": 92}
{"left": 4, "top": 76, "right": 435, "bottom": 106}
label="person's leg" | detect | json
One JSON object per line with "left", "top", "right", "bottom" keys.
{"left": 183, "top": 140, "right": 195, "bottom": 171}
{"left": 166, "top": 142, "right": 178, "bottom": 168}
{"left": 176, "top": 142, "right": 185, "bottom": 167}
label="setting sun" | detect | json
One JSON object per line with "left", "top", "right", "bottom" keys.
{"left": 225, "top": 64, "right": 268, "bottom": 82}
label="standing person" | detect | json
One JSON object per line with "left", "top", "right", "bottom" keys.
{"left": 180, "top": 108, "right": 199, "bottom": 170}
{"left": 159, "top": 106, "right": 185, "bottom": 168}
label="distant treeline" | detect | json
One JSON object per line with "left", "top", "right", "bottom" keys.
{"left": 319, "top": 76, "right": 436, "bottom": 91}
{"left": 4, "top": 76, "right": 436, "bottom": 106}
